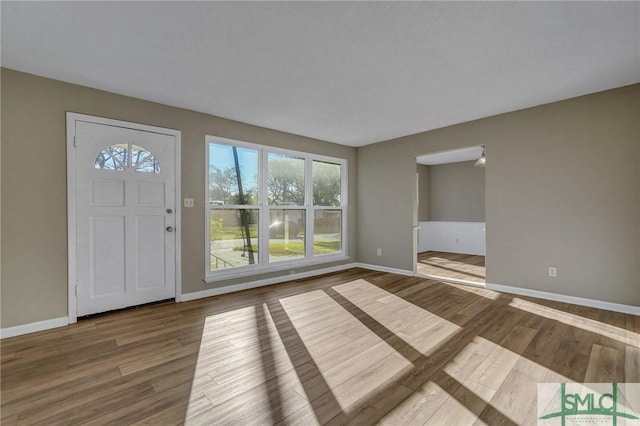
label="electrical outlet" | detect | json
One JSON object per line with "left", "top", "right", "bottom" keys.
{"left": 184, "top": 198, "right": 194, "bottom": 208}
{"left": 548, "top": 267, "right": 557, "bottom": 277}
{"left": 376, "top": 248, "right": 382, "bottom": 256}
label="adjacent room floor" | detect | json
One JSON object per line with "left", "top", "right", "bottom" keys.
{"left": 417, "top": 251, "right": 486, "bottom": 284}
{"left": 1, "top": 268, "right": 638, "bottom": 425}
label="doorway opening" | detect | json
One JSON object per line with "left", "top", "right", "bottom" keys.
{"left": 415, "top": 146, "right": 486, "bottom": 287}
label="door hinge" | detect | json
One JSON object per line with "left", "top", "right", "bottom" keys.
{"left": 75, "top": 285, "right": 78, "bottom": 297}
{"left": 73, "top": 136, "right": 77, "bottom": 148}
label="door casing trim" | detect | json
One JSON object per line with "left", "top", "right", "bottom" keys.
{"left": 66, "top": 112, "right": 182, "bottom": 323}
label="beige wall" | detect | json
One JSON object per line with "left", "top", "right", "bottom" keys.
{"left": 2, "top": 67, "right": 638, "bottom": 329}
{"left": 358, "top": 84, "right": 640, "bottom": 306}
{"left": 428, "top": 160, "right": 485, "bottom": 222}
{"left": 0, "top": 68, "right": 357, "bottom": 328}
{"left": 417, "top": 164, "right": 430, "bottom": 221}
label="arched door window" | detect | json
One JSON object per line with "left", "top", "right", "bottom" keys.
{"left": 94, "top": 143, "right": 160, "bottom": 173}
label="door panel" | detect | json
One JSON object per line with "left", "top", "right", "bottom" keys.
{"left": 91, "top": 216, "right": 126, "bottom": 296}
{"left": 75, "top": 120, "right": 176, "bottom": 316}
{"left": 92, "top": 179, "right": 125, "bottom": 206}
{"left": 137, "top": 181, "right": 165, "bottom": 206}
{"left": 137, "top": 215, "right": 166, "bottom": 289}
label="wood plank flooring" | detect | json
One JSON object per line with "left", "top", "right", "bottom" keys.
{"left": 417, "top": 251, "right": 485, "bottom": 284}
{"left": 1, "top": 268, "right": 638, "bottom": 425}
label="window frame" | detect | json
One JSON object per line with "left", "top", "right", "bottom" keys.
{"left": 205, "top": 136, "right": 348, "bottom": 280}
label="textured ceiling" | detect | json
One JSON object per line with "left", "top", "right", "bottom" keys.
{"left": 2, "top": 2, "right": 639, "bottom": 147}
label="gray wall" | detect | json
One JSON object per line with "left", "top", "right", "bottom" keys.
{"left": 417, "top": 164, "right": 430, "bottom": 221}
{"left": 358, "top": 84, "right": 640, "bottom": 306}
{"left": 428, "top": 160, "right": 485, "bottom": 222}
{"left": 1, "top": 69, "right": 357, "bottom": 328}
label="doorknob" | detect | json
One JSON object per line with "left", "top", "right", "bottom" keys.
{"left": 166, "top": 208, "right": 173, "bottom": 214}
{"left": 166, "top": 226, "right": 174, "bottom": 232}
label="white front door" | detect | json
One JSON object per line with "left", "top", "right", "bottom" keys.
{"left": 73, "top": 119, "right": 178, "bottom": 316}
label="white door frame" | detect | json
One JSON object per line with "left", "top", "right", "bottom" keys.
{"left": 66, "top": 112, "right": 182, "bottom": 323}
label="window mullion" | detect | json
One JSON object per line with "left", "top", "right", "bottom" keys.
{"left": 305, "top": 157, "right": 314, "bottom": 259}
{"left": 260, "top": 147, "right": 268, "bottom": 266}
{"left": 341, "top": 162, "right": 347, "bottom": 255}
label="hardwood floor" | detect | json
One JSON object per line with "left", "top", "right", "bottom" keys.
{"left": 1, "top": 268, "right": 638, "bottom": 425}
{"left": 417, "top": 251, "right": 485, "bottom": 284}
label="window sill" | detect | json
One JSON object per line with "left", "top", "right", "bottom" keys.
{"left": 205, "top": 255, "right": 350, "bottom": 284}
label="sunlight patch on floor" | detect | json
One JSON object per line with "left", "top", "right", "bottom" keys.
{"left": 181, "top": 282, "right": 601, "bottom": 424}
{"left": 377, "top": 380, "right": 450, "bottom": 425}
{"left": 441, "top": 330, "right": 571, "bottom": 425}
{"left": 422, "top": 380, "right": 491, "bottom": 426}
{"left": 509, "top": 297, "right": 639, "bottom": 346}
{"left": 444, "top": 336, "right": 498, "bottom": 381}
{"left": 278, "top": 286, "right": 414, "bottom": 412}
{"left": 333, "top": 279, "right": 462, "bottom": 351}
{"left": 186, "top": 304, "right": 308, "bottom": 424}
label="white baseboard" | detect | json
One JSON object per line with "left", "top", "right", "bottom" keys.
{"left": 182, "top": 263, "right": 357, "bottom": 302}
{"left": 486, "top": 283, "right": 640, "bottom": 316}
{"left": 353, "top": 263, "right": 414, "bottom": 277}
{"left": 0, "top": 317, "right": 69, "bottom": 339}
